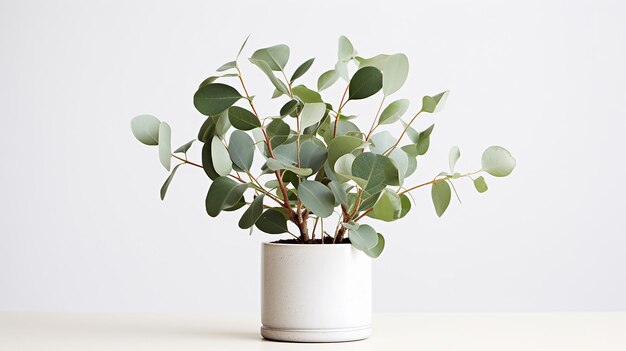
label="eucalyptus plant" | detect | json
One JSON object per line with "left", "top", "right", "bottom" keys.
{"left": 130, "top": 36, "right": 516, "bottom": 258}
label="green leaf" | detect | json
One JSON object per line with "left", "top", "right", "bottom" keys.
{"left": 338, "top": 35, "right": 355, "bottom": 61}
{"left": 333, "top": 153, "right": 357, "bottom": 183}
{"left": 421, "top": 91, "right": 450, "bottom": 113}
{"left": 352, "top": 152, "right": 399, "bottom": 194}
{"left": 383, "top": 54, "right": 409, "bottom": 96}
{"left": 317, "top": 70, "right": 339, "bottom": 91}
{"left": 335, "top": 61, "right": 349, "bottom": 81}
{"left": 399, "top": 193, "right": 411, "bottom": 218}
{"left": 378, "top": 99, "right": 410, "bottom": 125}
{"left": 271, "top": 89, "right": 282, "bottom": 99}
{"left": 266, "top": 118, "right": 291, "bottom": 148}
{"left": 290, "top": 58, "right": 315, "bottom": 83}
{"left": 223, "top": 196, "right": 247, "bottom": 212}
{"left": 292, "top": 85, "right": 323, "bottom": 103}
{"left": 236, "top": 34, "right": 250, "bottom": 60}
{"left": 328, "top": 181, "right": 349, "bottom": 206}
{"left": 348, "top": 223, "right": 378, "bottom": 251}
{"left": 199, "top": 73, "right": 239, "bottom": 88}
{"left": 300, "top": 102, "right": 326, "bottom": 129}
{"left": 210, "top": 136, "right": 232, "bottom": 176}
{"left": 367, "top": 189, "right": 402, "bottom": 222}
{"left": 228, "top": 106, "right": 260, "bottom": 130}
{"left": 266, "top": 158, "right": 312, "bottom": 176}
{"left": 205, "top": 176, "right": 248, "bottom": 217}
{"left": 369, "top": 131, "right": 395, "bottom": 154}
{"left": 201, "top": 141, "right": 219, "bottom": 180}
{"left": 327, "top": 135, "right": 367, "bottom": 170}
{"left": 358, "top": 191, "right": 382, "bottom": 211}
{"left": 160, "top": 164, "right": 182, "bottom": 200}
{"left": 357, "top": 54, "right": 390, "bottom": 70}
{"left": 403, "top": 124, "right": 435, "bottom": 156}
{"left": 130, "top": 115, "right": 160, "bottom": 145}
{"left": 349, "top": 66, "right": 383, "bottom": 100}
{"left": 473, "top": 176, "right": 488, "bottom": 193}
{"left": 279, "top": 99, "right": 299, "bottom": 117}
{"left": 363, "top": 233, "right": 385, "bottom": 258}
{"left": 228, "top": 130, "right": 255, "bottom": 171}
{"left": 255, "top": 208, "right": 289, "bottom": 234}
{"left": 238, "top": 194, "right": 265, "bottom": 229}
{"left": 299, "top": 137, "right": 327, "bottom": 173}
{"left": 198, "top": 117, "right": 216, "bottom": 143}
{"left": 298, "top": 180, "right": 335, "bottom": 218}
{"left": 158, "top": 122, "right": 171, "bottom": 171}
{"left": 431, "top": 181, "right": 451, "bottom": 217}
{"left": 216, "top": 61, "right": 237, "bottom": 72}
{"left": 481, "top": 146, "right": 516, "bottom": 177}
{"left": 193, "top": 83, "right": 242, "bottom": 116}
{"left": 251, "top": 44, "right": 290, "bottom": 71}
{"left": 449, "top": 146, "right": 460, "bottom": 173}
{"left": 248, "top": 58, "right": 289, "bottom": 95}
{"left": 213, "top": 110, "right": 231, "bottom": 137}
{"left": 174, "top": 140, "right": 195, "bottom": 154}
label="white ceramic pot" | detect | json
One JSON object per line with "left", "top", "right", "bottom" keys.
{"left": 260, "top": 242, "right": 372, "bottom": 342}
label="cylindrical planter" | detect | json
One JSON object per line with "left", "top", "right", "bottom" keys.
{"left": 261, "top": 242, "right": 372, "bottom": 343}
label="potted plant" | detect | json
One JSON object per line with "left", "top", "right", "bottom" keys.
{"left": 130, "top": 35, "right": 515, "bottom": 343}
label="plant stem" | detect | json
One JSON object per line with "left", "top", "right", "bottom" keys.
{"left": 332, "top": 85, "right": 349, "bottom": 138}
{"left": 172, "top": 154, "right": 202, "bottom": 168}
{"left": 383, "top": 110, "right": 422, "bottom": 156}
{"left": 236, "top": 66, "right": 296, "bottom": 222}
{"left": 365, "top": 96, "right": 385, "bottom": 141}
{"left": 353, "top": 171, "right": 479, "bottom": 222}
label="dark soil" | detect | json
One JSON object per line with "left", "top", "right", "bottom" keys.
{"left": 273, "top": 237, "right": 351, "bottom": 244}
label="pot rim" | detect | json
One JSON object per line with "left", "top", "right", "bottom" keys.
{"left": 262, "top": 241, "right": 352, "bottom": 248}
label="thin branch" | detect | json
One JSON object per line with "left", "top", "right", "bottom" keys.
{"left": 383, "top": 110, "right": 422, "bottom": 156}
{"left": 333, "top": 85, "right": 350, "bottom": 137}
{"left": 365, "top": 96, "right": 385, "bottom": 141}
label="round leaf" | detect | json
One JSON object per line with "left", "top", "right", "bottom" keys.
{"left": 205, "top": 176, "right": 248, "bottom": 217}
{"left": 317, "top": 70, "right": 339, "bottom": 91}
{"left": 298, "top": 180, "right": 335, "bottom": 218}
{"left": 266, "top": 118, "right": 291, "bottom": 148}
{"left": 327, "top": 136, "right": 367, "bottom": 170}
{"left": 228, "top": 106, "right": 260, "bottom": 130}
{"left": 481, "top": 146, "right": 516, "bottom": 177}
{"left": 193, "top": 83, "right": 242, "bottom": 116}
{"left": 352, "top": 152, "right": 399, "bottom": 194}
{"left": 201, "top": 141, "right": 219, "bottom": 180}
{"left": 338, "top": 35, "right": 355, "bottom": 61}
{"left": 378, "top": 99, "right": 410, "bottom": 125}
{"left": 210, "top": 136, "right": 232, "bottom": 176}
{"left": 473, "top": 176, "right": 488, "bottom": 193}
{"left": 349, "top": 66, "right": 383, "bottom": 100}
{"left": 158, "top": 122, "right": 171, "bottom": 171}
{"left": 363, "top": 233, "right": 385, "bottom": 258}
{"left": 251, "top": 44, "right": 290, "bottom": 71}
{"left": 431, "top": 181, "right": 451, "bottom": 217}
{"left": 348, "top": 223, "right": 378, "bottom": 251}
{"left": 229, "top": 130, "right": 255, "bottom": 171}
{"left": 130, "top": 114, "right": 160, "bottom": 145}
{"left": 238, "top": 194, "right": 265, "bottom": 229}
{"left": 383, "top": 54, "right": 409, "bottom": 96}
{"left": 300, "top": 102, "right": 326, "bottom": 130}
{"left": 299, "top": 137, "right": 327, "bottom": 173}
{"left": 255, "top": 208, "right": 289, "bottom": 234}
{"left": 367, "top": 189, "right": 402, "bottom": 222}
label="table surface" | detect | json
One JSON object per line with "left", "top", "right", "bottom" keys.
{"left": 1, "top": 312, "right": 625, "bottom": 350}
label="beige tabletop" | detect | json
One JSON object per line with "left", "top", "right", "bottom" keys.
{"left": 1, "top": 312, "right": 625, "bottom": 350}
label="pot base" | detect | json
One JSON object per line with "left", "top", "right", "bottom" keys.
{"left": 260, "top": 325, "right": 371, "bottom": 343}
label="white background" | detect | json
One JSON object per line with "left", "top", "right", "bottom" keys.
{"left": 1, "top": 0, "right": 625, "bottom": 313}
